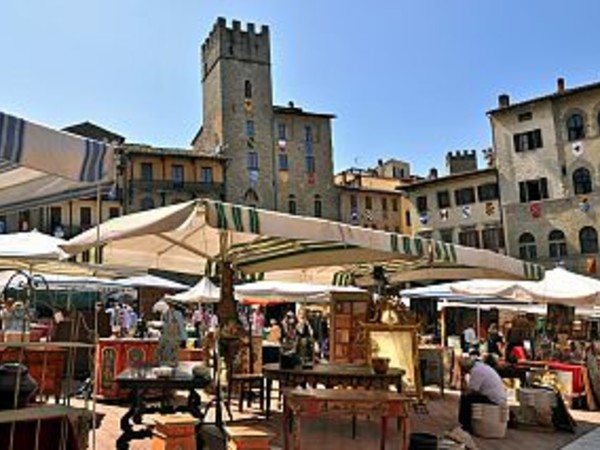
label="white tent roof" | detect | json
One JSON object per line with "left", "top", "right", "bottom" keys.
{"left": 235, "top": 280, "right": 366, "bottom": 303}
{"left": 0, "top": 111, "right": 114, "bottom": 212}
{"left": 113, "top": 274, "right": 190, "bottom": 290}
{"left": 165, "top": 277, "right": 220, "bottom": 304}
{"left": 61, "top": 199, "right": 545, "bottom": 282}
{"left": 0, "top": 230, "right": 67, "bottom": 260}
{"left": 450, "top": 268, "right": 600, "bottom": 307}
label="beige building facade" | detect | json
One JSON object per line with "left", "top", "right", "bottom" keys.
{"left": 489, "top": 78, "right": 600, "bottom": 274}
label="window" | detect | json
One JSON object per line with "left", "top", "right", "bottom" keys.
{"left": 314, "top": 195, "right": 322, "bottom": 218}
{"left": 245, "top": 120, "right": 255, "bottom": 137}
{"left": 518, "top": 112, "right": 533, "bottom": 122}
{"left": 518, "top": 233, "right": 537, "bottom": 260}
{"left": 200, "top": 167, "right": 214, "bottom": 183}
{"left": 382, "top": 198, "right": 388, "bottom": 211}
{"left": 277, "top": 123, "right": 286, "bottom": 140}
{"left": 513, "top": 129, "right": 543, "bottom": 152}
{"left": 405, "top": 210, "right": 412, "bottom": 227}
{"left": 244, "top": 80, "right": 252, "bottom": 99}
{"left": 80, "top": 207, "right": 92, "bottom": 229}
{"left": 18, "top": 211, "right": 30, "bottom": 231}
{"left": 416, "top": 195, "right": 428, "bottom": 212}
{"left": 365, "top": 196, "right": 372, "bottom": 210}
{"left": 458, "top": 228, "right": 480, "bottom": 248}
{"left": 305, "top": 155, "right": 315, "bottom": 173}
{"left": 0, "top": 216, "right": 5, "bottom": 234}
{"left": 548, "top": 229, "right": 567, "bottom": 259}
{"left": 141, "top": 162, "right": 153, "bottom": 181}
{"left": 304, "top": 125, "right": 313, "bottom": 142}
{"left": 519, "top": 178, "right": 548, "bottom": 202}
{"left": 288, "top": 195, "right": 297, "bottom": 215}
{"left": 566, "top": 113, "right": 585, "bottom": 141}
{"left": 392, "top": 198, "right": 398, "bottom": 212}
{"left": 580, "top": 226, "right": 599, "bottom": 254}
{"left": 437, "top": 190, "right": 451, "bottom": 208}
{"left": 477, "top": 183, "right": 499, "bottom": 201}
{"left": 171, "top": 165, "right": 184, "bottom": 189}
{"left": 140, "top": 197, "right": 155, "bottom": 211}
{"left": 50, "top": 207, "right": 62, "bottom": 231}
{"left": 482, "top": 227, "right": 504, "bottom": 252}
{"left": 247, "top": 151, "right": 259, "bottom": 170}
{"left": 573, "top": 167, "right": 592, "bottom": 194}
{"left": 109, "top": 207, "right": 120, "bottom": 219}
{"left": 454, "top": 187, "right": 476, "bottom": 205}
{"left": 278, "top": 153, "right": 289, "bottom": 171}
{"left": 439, "top": 228, "right": 453, "bottom": 243}
{"left": 350, "top": 194, "right": 358, "bottom": 209}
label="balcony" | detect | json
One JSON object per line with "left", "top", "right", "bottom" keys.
{"left": 129, "top": 180, "right": 225, "bottom": 198}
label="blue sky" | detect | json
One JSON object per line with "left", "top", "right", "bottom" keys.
{"left": 4, "top": 0, "right": 600, "bottom": 176}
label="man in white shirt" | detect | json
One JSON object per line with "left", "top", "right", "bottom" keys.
{"left": 459, "top": 357, "right": 507, "bottom": 432}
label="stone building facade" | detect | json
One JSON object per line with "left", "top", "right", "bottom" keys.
{"left": 489, "top": 78, "right": 600, "bottom": 274}
{"left": 406, "top": 154, "right": 503, "bottom": 252}
{"left": 192, "top": 18, "right": 337, "bottom": 219}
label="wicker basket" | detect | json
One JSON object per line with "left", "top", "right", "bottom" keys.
{"left": 471, "top": 404, "right": 509, "bottom": 438}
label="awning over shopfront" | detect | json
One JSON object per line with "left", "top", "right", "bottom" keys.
{"left": 61, "top": 199, "right": 545, "bottom": 282}
{"left": 0, "top": 111, "right": 115, "bottom": 213}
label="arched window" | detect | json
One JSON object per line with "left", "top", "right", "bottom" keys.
{"left": 314, "top": 195, "right": 322, "bottom": 218}
{"left": 567, "top": 113, "right": 585, "bottom": 141}
{"left": 573, "top": 167, "right": 593, "bottom": 194}
{"left": 288, "top": 195, "right": 297, "bottom": 215}
{"left": 580, "top": 226, "right": 598, "bottom": 254}
{"left": 518, "top": 232, "right": 537, "bottom": 260}
{"left": 244, "top": 80, "right": 252, "bottom": 99}
{"left": 140, "top": 197, "right": 155, "bottom": 211}
{"left": 548, "top": 229, "right": 567, "bottom": 259}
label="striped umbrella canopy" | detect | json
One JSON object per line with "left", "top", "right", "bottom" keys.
{"left": 0, "top": 111, "right": 114, "bottom": 212}
{"left": 61, "top": 199, "right": 545, "bottom": 282}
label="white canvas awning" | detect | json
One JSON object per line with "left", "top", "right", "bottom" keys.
{"left": 0, "top": 111, "right": 114, "bottom": 212}
{"left": 112, "top": 274, "right": 190, "bottom": 291}
{"left": 61, "top": 199, "right": 545, "bottom": 281}
{"left": 235, "top": 280, "right": 366, "bottom": 304}
{"left": 0, "top": 230, "right": 67, "bottom": 260}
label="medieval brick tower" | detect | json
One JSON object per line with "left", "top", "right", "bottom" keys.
{"left": 197, "top": 18, "right": 276, "bottom": 209}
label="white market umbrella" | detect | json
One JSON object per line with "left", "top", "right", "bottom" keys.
{"left": 165, "top": 277, "right": 220, "bottom": 304}
{"left": 516, "top": 267, "right": 600, "bottom": 306}
{"left": 61, "top": 199, "right": 545, "bottom": 281}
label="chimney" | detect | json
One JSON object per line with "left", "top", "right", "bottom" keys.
{"left": 428, "top": 168, "right": 438, "bottom": 180}
{"left": 557, "top": 77, "right": 566, "bottom": 93}
{"left": 498, "top": 94, "right": 510, "bottom": 108}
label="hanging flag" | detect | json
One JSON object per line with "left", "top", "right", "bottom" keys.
{"left": 529, "top": 201, "right": 542, "bottom": 218}
{"left": 307, "top": 173, "right": 316, "bottom": 185}
{"left": 439, "top": 209, "right": 448, "bottom": 221}
{"left": 461, "top": 205, "right": 471, "bottom": 219}
{"left": 485, "top": 202, "right": 496, "bottom": 216}
{"left": 579, "top": 197, "right": 591, "bottom": 213}
{"left": 278, "top": 140, "right": 286, "bottom": 151}
{"left": 244, "top": 99, "right": 253, "bottom": 113}
{"left": 419, "top": 212, "right": 429, "bottom": 225}
{"left": 572, "top": 142, "right": 583, "bottom": 157}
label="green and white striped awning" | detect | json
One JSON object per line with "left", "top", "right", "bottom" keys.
{"left": 61, "top": 199, "right": 545, "bottom": 281}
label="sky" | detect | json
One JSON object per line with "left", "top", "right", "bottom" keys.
{"left": 4, "top": 0, "right": 600, "bottom": 176}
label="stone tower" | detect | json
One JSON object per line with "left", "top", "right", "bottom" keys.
{"left": 198, "top": 18, "right": 275, "bottom": 208}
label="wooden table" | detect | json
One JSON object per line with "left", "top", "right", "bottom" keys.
{"left": 115, "top": 362, "right": 210, "bottom": 450}
{"left": 0, "top": 346, "right": 67, "bottom": 402}
{"left": 263, "top": 363, "right": 404, "bottom": 418}
{"left": 283, "top": 388, "right": 411, "bottom": 450}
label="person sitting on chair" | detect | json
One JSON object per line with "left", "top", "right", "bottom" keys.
{"left": 458, "top": 356, "right": 507, "bottom": 433}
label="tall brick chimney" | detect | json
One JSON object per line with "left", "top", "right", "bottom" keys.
{"left": 557, "top": 77, "right": 566, "bottom": 93}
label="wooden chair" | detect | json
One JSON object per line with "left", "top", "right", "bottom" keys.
{"left": 227, "top": 336, "right": 264, "bottom": 413}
